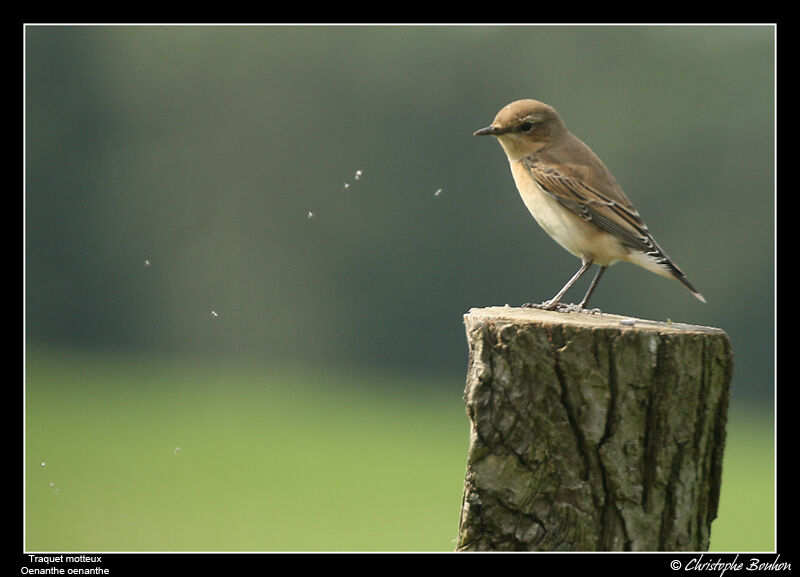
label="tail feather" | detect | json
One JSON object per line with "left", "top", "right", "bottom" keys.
{"left": 674, "top": 269, "right": 706, "bottom": 303}
{"left": 626, "top": 241, "right": 705, "bottom": 303}
{"left": 656, "top": 254, "right": 705, "bottom": 303}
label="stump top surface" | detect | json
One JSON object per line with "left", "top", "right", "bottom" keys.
{"left": 465, "top": 306, "right": 726, "bottom": 336}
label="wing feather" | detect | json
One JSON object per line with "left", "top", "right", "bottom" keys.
{"left": 522, "top": 158, "right": 661, "bottom": 257}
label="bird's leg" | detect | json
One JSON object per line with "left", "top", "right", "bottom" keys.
{"left": 576, "top": 265, "right": 607, "bottom": 312}
{"left": 524, "top": 259, "right": 593, "bottom": 310}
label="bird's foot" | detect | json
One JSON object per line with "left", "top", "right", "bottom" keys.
{"left": 558, "top": 303, "right": 602, "bottom": 314}
{"left": 522, "top": 300, "right": 559, "bottom": 311}
{"left": 523, "top": 301, "right": 602, "bottom": 314}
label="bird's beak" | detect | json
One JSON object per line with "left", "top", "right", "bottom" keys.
{"left": 473, "top": 124, "right": 499, "bottom": 136}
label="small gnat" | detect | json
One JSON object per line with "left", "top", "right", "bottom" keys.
{"left": 434, "top": 188, "right": 444, "bottom": 197}
{"left": 174, "top": 447, "right": 181, "bottom": 454}
{"left": 620, "top": 318, "right": 636, "bottom": 326}
{"left": 354, "top": 169, "right": 362, "bottom": 181}
{"left": 210, "top": 310, "right": 218, "bottom": 318}
{"left": 144, "top": 259, "right": 151, "bottom": 267}
{"left": 307, "top": 211, "right": 315, "bottom": 219}
{"left": 41, "top": 461, "right": 46, "bottom": 468}
{"left": 342, "top": 182, "right": 350, "bottom": 191}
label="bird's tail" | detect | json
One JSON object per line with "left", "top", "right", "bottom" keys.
{"left": 671, "top": 266, "right": 706, "bottom": 303}
{"left": 631, "top": 234, "right": 706, "bottom": 303}
{"left": 650, "top": 248, "right": 706, "bottom": 303}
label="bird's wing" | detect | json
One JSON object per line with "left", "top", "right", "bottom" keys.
{"left": 521, "top": 154, "right": 705, "bottom": 302}
{"left": 522, "top": 157, "right": 658, "bottom": 256}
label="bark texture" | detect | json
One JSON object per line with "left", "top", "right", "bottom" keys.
{"left": 456, "top": 307, "right": 733, "bottom": 551}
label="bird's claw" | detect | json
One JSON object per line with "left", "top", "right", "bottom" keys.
{"left": 522, "top": 302, "right": 602, "bottom": 315}
{"left": 558, "top": 303, "right": 602, "bottom": 314}
{"left": 522, "top": 301, "right": 558, "bottom": 311}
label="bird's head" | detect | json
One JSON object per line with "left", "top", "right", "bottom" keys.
{"left": 474, "top": 99, "right": 566, "bottom": 162}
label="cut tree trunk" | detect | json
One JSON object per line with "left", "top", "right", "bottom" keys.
{"left": 456, "top": 306, "right": 733, "bottom": 551}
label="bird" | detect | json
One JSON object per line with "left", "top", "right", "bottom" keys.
{"left": 474, "top": 99, "right": 705, "bottom": 312}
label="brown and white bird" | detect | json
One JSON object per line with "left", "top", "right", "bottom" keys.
{"left": 474, "top": 99, "right": 705, "bottom": 311}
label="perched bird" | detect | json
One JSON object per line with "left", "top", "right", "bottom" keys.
{"left": 474, "top": 99, "right": 705, "bottom": 311}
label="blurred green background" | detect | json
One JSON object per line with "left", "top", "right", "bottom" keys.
{"left": 25, "top": 25, "right": 775, "bottom": 552}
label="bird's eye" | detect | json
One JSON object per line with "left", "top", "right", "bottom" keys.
{"left": 518, "top": 121, "right": 533, "bottom": 132}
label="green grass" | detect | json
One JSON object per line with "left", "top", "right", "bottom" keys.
{"left": 24, "top": 348, "right": 773, "bottom": 552}
{"left": 709, "top": 407, "right": 775, "bottom": 552}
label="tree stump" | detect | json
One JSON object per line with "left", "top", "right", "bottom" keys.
{"left": 456, "top": 306, "right": 733, "bottom": 551}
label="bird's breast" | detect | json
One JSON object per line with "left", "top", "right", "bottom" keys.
{"left": 509, "top": 160, "right": 628, "bottom": 266}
